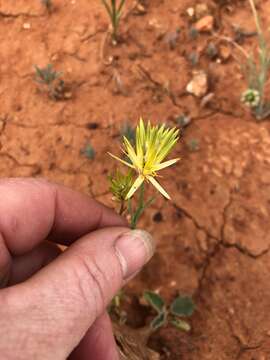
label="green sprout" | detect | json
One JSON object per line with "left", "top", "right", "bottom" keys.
{"left": 34, "top": 64, "right": 62, "bottom": 99}
{"left": 35, "top": 64, "right": 60, "bottom": 86}
{"left": 188, "top": 51, "right": 199, "bottom": 67}
{"left": 81, "top": 142, "right": 95, "bottom": 160}
{"left": 189, "top": 27, "right": 199, "bottom": 40}
{"left": 188, "top": 139, "right": 200, "bottom": 152}
{"left": 144, "top": 291, "right": 195, "bottom": 332}
{"left": 242, "top": 0, "right": 270, "bottom": 120}
{"left": 109, "top": 290, "right": 127, "bottom": 324}
{"left": 206, "top": 42, "right": 218, "bottom": 60}
{"left": 100, "top": 0, "right": 126, "bottom": 43}
{"left": 109, "top": 118, "right": 180, "bottom": 228}
{"left": 120, "top": 122, "right": 136, "bottom": 146}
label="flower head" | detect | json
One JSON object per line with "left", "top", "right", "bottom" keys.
{"left": 241, "top": 88, "right": 260, "bottom": 108}
{"left": 109, "top": 170, "right": 134, "bottom": 202}
{"left": 109, "top": 118, "right": 180, "bottom": 199}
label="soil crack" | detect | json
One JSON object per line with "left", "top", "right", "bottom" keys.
{"left": 0, "top": 11, "right": 41, "bottom": 18}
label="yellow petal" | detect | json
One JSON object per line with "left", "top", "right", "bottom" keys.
{"left": 125, "top": 175, "right": 145, "bottom": 199}
{"left": 123, "top": 137, "right": 141, "bottom": 170}
{"left": 108, "top": 152, "right": 135, "bottom": 169}
{"left": 152, "top": 158, "right": 180, "bottom": 171}
{"left": 147, "top": 176, "right": 171, "bottom": 200}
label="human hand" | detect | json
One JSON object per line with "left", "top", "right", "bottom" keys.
{"left": 0, "top": 179, "right": 155, "bottom": 360}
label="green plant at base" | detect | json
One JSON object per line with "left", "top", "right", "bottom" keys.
{"left": 81, "top": 142, "right": 95, "bottom": 160}
{"left": 34, "top": 64, "right": 62, "bottom": 99}
{"left": 144, "top": 291, "right": 195, "bottom": 332}
{"left": 188, "top": 138, "right": 200, "bottom": 152}
{"left": 100, "top": 0, "right": 126, "bottom": 42}
{"left": 120, "top": 122, "right": 136, "bottom": 147}
{"left": 189, "top": 27, "right": 199, "bottom": 40}
{"left": 241, "top": 0, "right": 270, "bottom": 120}
{"left": 128, "top": 184, "right": 155, "bottom": 229}
{"left": 109, "top": 290, "right": 127, "bottom": 324}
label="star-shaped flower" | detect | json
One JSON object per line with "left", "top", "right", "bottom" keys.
{"left": 109, "top": 118, "right": 180, "bottom": 199}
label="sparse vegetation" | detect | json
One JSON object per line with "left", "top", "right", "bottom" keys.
{"left": 144, "top": 291, "right": 195, "bottom": 331}
{"left": 34, "top": 64, "right": 61, "bottom": 99}
{"left": 206, "top": 42, "right": 218, "bottom": 60}
{"left": 188, "top": 51, "right": 199, "bottom": 66}
{"left": 242, "top": 0, "right": 270, "bottom": 120}
{"left": 81, "top": 142, "right": 95, "bottom": 160}
{"left": 188, "top": 138, "right": 200, "bottom": 152}
{"left": 120, "top": 122, "right": 136, "bottom": 146}
{"left": 100, "top": 0, "right": 126, "bottom": 43}
{"left": 35, "top": 64, "right": 60, "bottom": 88}
{"left": 189, "top": 27, "right": 199, "bottom": 40}
{"left": 34, "top": 64, "right": 71, "bottom": 100}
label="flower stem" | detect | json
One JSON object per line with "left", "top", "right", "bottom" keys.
{"left": 119, "top": 200, "right": 125, "bottom": 216}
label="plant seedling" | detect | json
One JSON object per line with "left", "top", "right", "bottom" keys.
{"left": 164, "top": 28, "right": 181, "bottom": 50}
{"left": 100, "top": 0, "right": 126, "bottom": 43}
{"left": 34, "top": 64, "right": 62, "bottom": 100}
{"left": 35, "top": 64, "right": 60, "bottom": 87}
{"left": 176, "top": 114, "right": 191, "bottom": 129}
{"left": 109, "top": 290, "right": 127, "bottom": 324}
{"left": 188, "top": 139, "right": 200, "bottom": 152}
{"left": 241, "top": 0, "right": 270, "bottom": 120}
{"left": 120, "top": 122, "right": 136, "bottom": 146}
{"left": 109, "top": 118, "right": 180, "bottom": 228}
{"left": 189, "top": 27, "right": 199, "bottom": 40}
{"left": 206, "top": 42, "right": 218, "bottom": 60}
{"left": 81, "top": 142, "right": 95, "bottom": 160}
{"left": 144, "top": 291, "right": 195, "bottom": 332}
{"left": 188, "top": 51, "right": 199, "bottom": 67}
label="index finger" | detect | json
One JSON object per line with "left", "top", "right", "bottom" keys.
{"left": 0, "top": 178, "right": 127, "bottom": 255}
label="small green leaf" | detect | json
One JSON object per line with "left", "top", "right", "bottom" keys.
{"left": 150, "top": 311, "right": 167, "bottom": 330}
{"left": 171, "top": 318, "right": 191, "bottom": 332}
{"left": 144, "top": 291, "right": 165, "bottom": 313}
{"left": 170, "top": 296, "right": 195, "bottom": 317}
{"left": 81, "top": 143, "right": 95, "bottom": 160}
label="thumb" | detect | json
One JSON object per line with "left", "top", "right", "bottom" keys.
{"left": 1, "top": 227, "right": 155, "bottom": 359}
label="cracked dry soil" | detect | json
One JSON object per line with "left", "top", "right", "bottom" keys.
{"left": 0, "top": 0, "right": 270, "bottom": 358}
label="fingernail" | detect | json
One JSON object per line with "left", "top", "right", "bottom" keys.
{"left": 114, "top": 229, "right": 155, "bottom": 279}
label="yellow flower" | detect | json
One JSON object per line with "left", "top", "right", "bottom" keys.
{"left": 109, "top": 118, "right": 180, "bottom": 199}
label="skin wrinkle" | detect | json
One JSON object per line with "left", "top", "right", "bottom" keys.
{"left": 72, "top": 250, "right": 117, "bottom": 320}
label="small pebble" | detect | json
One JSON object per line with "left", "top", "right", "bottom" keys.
{"left": 186, "top": 7, "right": 195, "bottom": 18}
{"left": 23, "top": 23, "right": 31, "bottom": 29}
{"left": 195, "top": 15, "right": 214, "bottom": 32}
{"left": 186, "top": 70, "right": 208, "bottom": 98}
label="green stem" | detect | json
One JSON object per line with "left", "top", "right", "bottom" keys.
{"left": 248, "top": 0, "right": 262, "bottom": 36}
{"left": 129, "top": 184, "right": 155, "bottom": 229}
{"left": 119, "top": 200, "right": 125, "bottom": 216}
{"left": 248, "top": 0, "right": 270, "bottom": 116}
